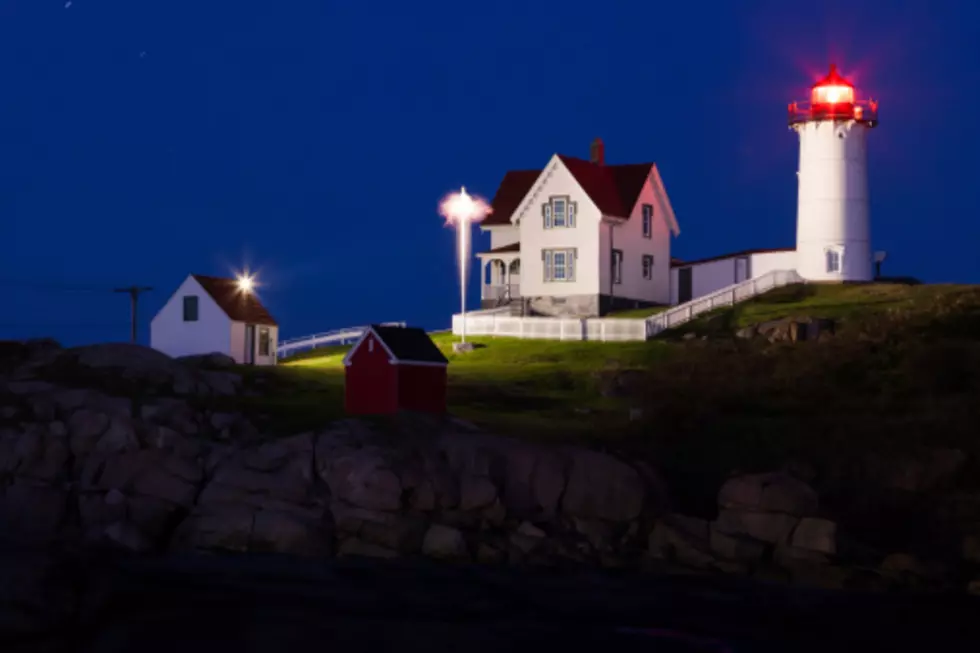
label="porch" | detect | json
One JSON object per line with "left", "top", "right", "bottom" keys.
{"left": 477, "top": 246, "right": 521, "bottom": 307}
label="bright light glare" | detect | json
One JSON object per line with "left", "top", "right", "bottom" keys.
{"left": 439, "top": 186, "right": 492, "bottom": 344}
{"left": 438, "top": 186, "right": 493, "bottom": 225}
{"left": 237, "top": 274, "right": 255, "bottom": 293}
{"left": 814, "top": 85, "right": 854, "bottom": 105}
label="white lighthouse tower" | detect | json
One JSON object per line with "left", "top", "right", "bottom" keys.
{"left": 789, "top": 64, "right": 879, "bottom": 282}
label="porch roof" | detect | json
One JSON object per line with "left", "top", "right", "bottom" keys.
{"left": 476, "top": 243, "right": 520, "bottom": 258}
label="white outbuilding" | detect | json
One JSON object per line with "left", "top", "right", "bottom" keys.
{"left": 150, "top": 274, "right": 279, "bottom": 365}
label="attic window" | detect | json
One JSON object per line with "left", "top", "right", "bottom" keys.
{"left": 642, "top": 204, "right": 653, "bottom": 238}
{"left": 543, "top": 196, "right": 576, "bottom": 229}
{"left": 368, "top": 338, "right": 375, "bottom": 353}
{"left": 182, "top": 296, "right": 199, "bottom": 322}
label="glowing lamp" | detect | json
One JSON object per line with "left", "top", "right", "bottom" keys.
{"left": 439, "top": 186, "right": 492, "bottom": 344}
{"left": 789, "top": 63, "right": 877, "bottom": 128}
{"left": 810, "top": 64, "right": 855, "bottom": 108}
{"left": 237, "top": 274, "right": 255, "bottom": 293}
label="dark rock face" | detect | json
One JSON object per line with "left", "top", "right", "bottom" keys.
{"left": 736, "top": 317, "right": 836, "bottom": 343}
{"left": 0, "top": 342, "right": 665, "bottom": 567}
{"left": 3, "top": 339, "right": 980, "bottom": 645}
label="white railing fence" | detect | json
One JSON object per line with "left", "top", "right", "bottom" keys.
{"left": 277, "top": 322, "right": 406, "bottom": 359}
{"left": 645, "top": 269, "right": 804, "bottom": 337}
{"left": 482, "top": 283, "right": 521, "bottom": 302}
{"left": 451, "top": 269, "right": 804, "bottom": 342}
{"left": 452, "top": 313, "right": 647, "bottom": 342}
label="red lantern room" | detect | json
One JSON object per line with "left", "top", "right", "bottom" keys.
{"left": 788, "top": 64, "right": 878, "bottom": 128}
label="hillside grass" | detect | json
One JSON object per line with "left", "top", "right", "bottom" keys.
{"left": 240, "top": 282, "right": 980, "bottom": 508}
{"left": 606, "top": 305, "right": 670, "bottom": 319}
{"left": 280, "top": 332, "right": 670, "bottom": 439}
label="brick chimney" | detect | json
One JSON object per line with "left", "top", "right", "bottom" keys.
{"left": 589, "top": 137, "right": 604, "bottom": 165}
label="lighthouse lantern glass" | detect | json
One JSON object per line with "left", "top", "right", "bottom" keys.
{"left": 812, "top": 84, "right": 854, "bottom": 106}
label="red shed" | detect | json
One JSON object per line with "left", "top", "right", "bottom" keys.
{"left": 343, "top": 324, "right": 449, "bottom": 415}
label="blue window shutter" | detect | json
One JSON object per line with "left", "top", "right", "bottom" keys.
{"left": 568, "top": 249, "right": 576, "bottom": 281}
{"left": 543, "top": 203, "right": 552, "bottom": 229}
{"left": 568, "top": 202, "right": 576, "bottom": 227}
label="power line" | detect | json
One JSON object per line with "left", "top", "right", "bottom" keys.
{"left": 0, "top": 277, "right": 116, "bottom": 293}
{"left": 0, "top": 277, "right": 157, "bottom": 342}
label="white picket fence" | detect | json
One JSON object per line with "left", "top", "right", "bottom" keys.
{"left": 452, "top": 313, "right": 647, "bottom": 341}
{"left": 451, "top": 269, "right": 804, "bottom": 342}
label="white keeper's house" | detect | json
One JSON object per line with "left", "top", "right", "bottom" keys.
{"left": 476, "top": 65, "right": 884, "bottom": 319}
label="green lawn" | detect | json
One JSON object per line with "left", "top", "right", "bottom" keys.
{"left": 284, "top": 332, "right": 669, "bottom": 441}
{"left": 659, "top": 282, "right": 980, "bottom": 338}
{"left": 606, "top": 305, "right": 670, "bottom": 319}
{"left": 219, "top": 281, "right": 980, "bottom": 515}
{"left": 246, "top": 282, "right": 980, "bottom": 455}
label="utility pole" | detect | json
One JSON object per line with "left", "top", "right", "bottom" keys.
{"left": 114, "top": 286, "right": 153, "bottom": 344}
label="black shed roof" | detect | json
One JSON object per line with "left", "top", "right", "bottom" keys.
{"left": 369, "top": 324, "right": 448, "bottom": 365}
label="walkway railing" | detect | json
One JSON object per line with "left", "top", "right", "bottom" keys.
{"left": 276, "top": 322, "right": 406, "bottom": 360}
{"left": 451, "top": 314, "right": 647, "bottom": 341}
{"left": 450, "top": 270, "right": 804, "bottom": 342}
{"left": 645, "top": 269, "right": 804, "bottom": 337}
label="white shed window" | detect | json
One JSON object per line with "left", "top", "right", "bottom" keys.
{"left": 368, "top": 338, "right": 375, "bottom": 353}
{"left": 543, "top": 248, "right": 576, "bottom": 282}
{"left": 825, "top": 249, "right": 841, "bottom": 273}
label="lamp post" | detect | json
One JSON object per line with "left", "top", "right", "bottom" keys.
{"left": 439, "top": 186, "right": 492, "bottom": 345}
{"left": 458, "top": 208, "right": 470, "bottom": 343}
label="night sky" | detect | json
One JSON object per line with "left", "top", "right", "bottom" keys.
{"left": 1, "top": 0, "right": 978, "bottom": 346}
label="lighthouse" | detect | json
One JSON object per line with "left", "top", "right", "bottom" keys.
{"left": 789, "top": 64, "right": 879, "bottom": 282}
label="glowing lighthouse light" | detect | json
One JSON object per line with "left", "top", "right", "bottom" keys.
{"left": 439, "top": 186, "right": 492, "bottom": 344}
{"left": 788, "top": 64, "right": 879, "bottom": 282}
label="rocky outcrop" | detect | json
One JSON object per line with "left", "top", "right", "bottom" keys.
{"left": 648, "top": 469, "right": 980, "bottom": 592}
{"left": 0, "top": 342, "right": 665, "bottom": 567}
{"left": 736, "top": 317, "right": 836, "bottom": 343}
{"left": 2, "top": 338, "right": 980, "bottom": 619}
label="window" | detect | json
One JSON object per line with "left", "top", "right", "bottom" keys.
{"left": 826, "top": 249, "right": 841, "bottom": 273}
{"left": 542, "top": 196, "right": 576, "bottom": 229}
{"left": 258, "top": 327, "right": 271, "bottom": 356}
{"left": 368, "top": 338, "right": 375, "bottom": 353}
{"left": 642, "top": 204, "right": 653, "bottom": 238}
{"left": 612, "top": 249, "right": 623, "bottom": 284}
{"left": 553, "top": 198, "right": 566, "bottom": 227}
{"left": 642, "top": 254, "right": 654, "bottom": 279}
{"left": 182, "top": 296, "right": 199, "bottom": 322}
{"left": 543, "top": 248, "right": 576, "bottom": 282}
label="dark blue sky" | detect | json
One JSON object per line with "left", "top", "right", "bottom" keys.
{"left": 1, "top": 0, "right": 978, "bottom": 345}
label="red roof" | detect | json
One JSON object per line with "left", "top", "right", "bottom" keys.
{"left": 191, "top": 274, "right": 278, "bottom": 326}
{"left": 481, "top": 155, "right": 655, "bottom": 226}
{"left": 812, "top": 64, "right": 853, "bottom": 90}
